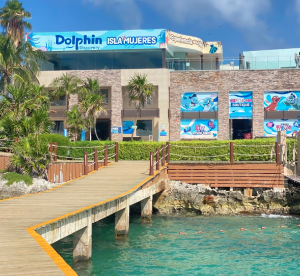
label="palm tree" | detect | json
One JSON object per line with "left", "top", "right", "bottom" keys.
{"left": 0, "top": 0, "right": 32, "bottom": 47}
{"left": 126, "top": 73, "right": 156, "bottom": 115}
{"left": 65, "top": 105, "right": 85, "bottom": 141}
{"left": 51, "top": 73, "right": 82, "bottom": 111}
{"left": 80, "top": 78, "right": 107, "bottom": 141}
{"left": 0, "top": 36, "right": 46, "bottom": 93}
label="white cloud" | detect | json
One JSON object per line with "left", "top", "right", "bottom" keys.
{"left": 83, "top": 0, "right": 142, "bottom": 29}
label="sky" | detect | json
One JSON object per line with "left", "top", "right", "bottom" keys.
{"left": 13, "top": 0, "right": 300, "bottom": 57}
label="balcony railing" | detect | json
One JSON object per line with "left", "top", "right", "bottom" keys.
{"left": 166, "top": 56, "right": 300, "bottom": 71}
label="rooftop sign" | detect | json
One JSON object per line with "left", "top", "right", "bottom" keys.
{"left": 26, "top": 29, "right": 166, "bottom": 52}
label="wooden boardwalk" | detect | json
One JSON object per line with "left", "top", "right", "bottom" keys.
{"left": 0, "top": 161, "right": 150, "bottom": 276}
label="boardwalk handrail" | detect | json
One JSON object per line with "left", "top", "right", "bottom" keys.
{"left": 149, "top": 142, "right": 169, "bottom": 175}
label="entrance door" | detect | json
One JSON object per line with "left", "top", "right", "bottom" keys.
{"left": 92, "top": 119, "right": 111, "bottom": 140}
{"left": 231, "top": 119, "right": 252, "bottom": 140}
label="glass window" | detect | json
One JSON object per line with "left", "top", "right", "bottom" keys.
{"left": 136, "top": 120, "right": 152, "bottom": 136}
{"left": 100, "top": 89, "right": 109, "bottom": 104}
{"left": 51, "top": 121, "right": 64, "bottom": 135}
{"left": 50, "top": 95, "right": 66, "bottom": 106}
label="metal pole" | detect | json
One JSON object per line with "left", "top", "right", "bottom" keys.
{"left": 150, "top": 151, "right": 154, "bottom": 176}
{"left": 275, "top": 142, "right": 280, "bottom": 164}
{"left": 230, "top": 142, "right": 234, "bottom": 164}
{"left": 156, "top": 147, "right": 160, "bottom": 171}
{"left": 84, "top": 151, "right": 88, "bottom": 175}
{"left": 94, "top": 148, "right": 98, "bottom": 171}
{"left": 49, "top": 142, "right": 53, "bottom": 162}
{"left": 104, "top": 145, "right": 108, "bottom": 166}
{"left": 115, "top": 142, "right": 119, "bottom": 162}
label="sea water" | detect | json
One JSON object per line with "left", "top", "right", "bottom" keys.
{"left": 53, "top": 214, "right": 300, "bottom": 276}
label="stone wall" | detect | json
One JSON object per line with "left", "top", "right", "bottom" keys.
{"left": 68, "top": 70, "right": 122, "bottom": 141}
{"left": 170, "top": 70, "right": 300, "bottom": 141}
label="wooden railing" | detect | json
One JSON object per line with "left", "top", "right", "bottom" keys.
{"left": 149, "top": 142, "right": 169, "bottom": 175}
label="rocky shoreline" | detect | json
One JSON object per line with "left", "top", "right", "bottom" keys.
{"left": 0, "top": 178, "right": 62, "bottom": 200}
{"left": 153, "top": 181, "right": 300, "bottom": 216}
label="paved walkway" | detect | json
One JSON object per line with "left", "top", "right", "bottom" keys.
{"left": 0, "top": 161, "right": 150, "bottom": 276}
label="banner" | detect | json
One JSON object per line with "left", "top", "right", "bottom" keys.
{"left": 264, "top": 119, "right": 300, "bottom": 137}
{"left": 166, "top": 30, "right": 203, "bottom": 52}
{"left": 26, "top": 29, "right": 166, "bottom": 52}
{"left": 123, "top": 121, "right": 134, "bottom": 134}
{"left": 229, "top": 91, "right": 253, "bottom": 119}
{"left": 264, "top": 91, "right": 300, "bottom": 111}
{"left": 180, "top": 119, "right": 218, "bottom": 139}
{"left": 181, "top": 92, "right": 218, "bottom": 112}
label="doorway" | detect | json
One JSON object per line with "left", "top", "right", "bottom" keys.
{"left": 231, "top": 119, "right": 252, "bottom": 140}
{"left": 92, "top": 119, "right": 111, "bottom": 141}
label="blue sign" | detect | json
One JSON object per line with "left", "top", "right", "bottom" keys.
{"left": 181, "top": 92, "right": 218, "bottom": 112}
{"left": 26, "top": 29, "right": 166, "bottom": 52}
{"left": 264, "top": 91, "right": 300, "bottom": 111}
{"left": 180, "top": 119, "right": 218, "bottom": 139}
{"left": 63, "top": 129, "right": 68, "bottom": 137}
{"left": 80, "top": 129, "right": 85, "bottom": 141}
{"left": 229, "top": 91, "right": 253, "bottom": 119}
{"left": 264, "top": 119, "right": 300, "bottom": 137}
{"left": 123, "top": 121, "right": 134, "bottom": 134}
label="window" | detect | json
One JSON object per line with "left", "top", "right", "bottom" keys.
{"left": 51, "top": 121, "right": 64, "bottom": 135}
{"left": 146, "top": 97, "right": 153, "bottom": 106}
{"left": 50, "top": 95, "right": 66, "bottom": 106}
{"left": 136, "top": 120, "right": 152, "bottom": 136}
{"left": 100, "top": 89, "right": 109, "bottom": 104}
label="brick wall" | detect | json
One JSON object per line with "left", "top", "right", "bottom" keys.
{"left": 170, "top": 70, "right": 300, "bottom": 141}
{"left": 68, "top": 70, "right": 122, "bottom": 141}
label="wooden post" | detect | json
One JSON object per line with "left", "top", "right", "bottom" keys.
{"left": 166, "top": 142, "right": 170, "bottom": 163}
{"left": 115, "top": 142, "right": 119, "bottom": 162}
{"left": 94, "top": 148, "right": 98, "bottom": 171}
{"left": 149, "top": 151, "right": 154, "bottom": 176}
{"left": 275, "top": 142, "right": 280, "bottom": 164}
{"left": 104, "top": 145, "right": 108, "bottom": 166}
{"left": 161, "top": 145, "right": 165, "bottom": 167}
{"left": 49, "top": 142, "right": 53, "bottom": 162}
{"left": 54, "top": 142, "right": 57, "bottom": 162}
{"left": 230, "top": 142, "right": 234, "bottom": 164}
{"left": 84, "top": 151, "right": 88, "bottom": 175}
{"left": 156, "top": 147, "right": 160, "bottom": 171}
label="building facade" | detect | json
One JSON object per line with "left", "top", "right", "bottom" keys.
{"left": 30, "top": 29, "right": 300, "bottom": 141}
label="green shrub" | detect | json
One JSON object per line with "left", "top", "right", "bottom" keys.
{"left": 3, "top": 172, "right": 33, "bottom": 186}
{"left": 39, "top": 134, "right": 70, "bottom": 158}
{"left": 11, "top": 136, "right": 51, "bottom": 178}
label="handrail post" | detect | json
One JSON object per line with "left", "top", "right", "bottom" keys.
{"left": 150, "top": 151, "right": 154, "bottom": 176}
{"left": 54, "top": 142, "right": 57, "bottom": 162}
{"left": 156, "top": 147, "right": 160, "bottom": 171}
{"left": 104, "top": 145, "right": 108, "bottom": 166}
{"left": 161, "top": 145, "right": 165, "bottom": 167}
{"left": 230, "top": 142, "right": 234, "bottom": 164}
{"left": 94, "top": 148, "right": 98, "bottom": 171}
{"left": 166, "top": 142, "right": 170, "bottom": 163}
{"left": 49, "top": 142, "right": 53, "bottom": 162}
{"left": 275, "top": 142, "right": 280, "bottom": 164}
{"left": 84, "top": 151, "right": 88, "bottom": 175}
{"left": 115, "top": 142, "right": 119, "bottom": 162}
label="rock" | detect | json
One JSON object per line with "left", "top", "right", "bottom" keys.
{"left": 154, "top": 181, "right": 298, "bottom": 216}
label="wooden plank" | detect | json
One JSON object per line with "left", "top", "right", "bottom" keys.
{"left": 171, "top": 179, "right": 284, "bottom": 184}
{"left": 169, "top": 176, "right": 284, "bottom": 181}
{"left": 168, "top": 164, "right": 282, "bottom": 170}
{"left": 168, "top": 171, "right": 283, "bottom": 176}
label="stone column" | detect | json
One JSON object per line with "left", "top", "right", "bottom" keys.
{"left": 277, "top": 131, "right": 287, "bottom": 165}
{"left": 73, "top": 209, "right": 92, "bottom": 263}
{"left": 115, "top": 205, "right": 129, "bottom": 238}
{"left": 141, "top": 196, "right": 153, "bottom": 222}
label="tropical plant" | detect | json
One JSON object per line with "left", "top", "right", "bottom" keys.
{"left": 51, "top": 73, "right": 82, "bottom": 111}
{"left": 79, "top": 78, "right": 107, "bottom": 141}
{"left": 11, "top": 135, "right": 51, "bottom": 178}
{"left": 0, "top": 83, "right": 52, "bottom": 138}
{"left": 0, "top": 35, "right": 46, "bottom": 93}
{"left": 126, "top": 73, "right": 156, "bottom": 114}
{"left": 65, "top": 105, "right": 85, "bottom": 141}
{"left": 0, "top": 0, "right": 32, "bottom": 47}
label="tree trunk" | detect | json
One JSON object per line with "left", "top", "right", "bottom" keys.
{"left": 94, "top": 118, "right": 100, "bottom": 141}
{"left": 90, "top": 126, "right": 92, "bottom": 141}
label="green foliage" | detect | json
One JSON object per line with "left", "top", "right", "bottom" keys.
{"left": 11, "top": 135, "right": 51, "bottom": 177}
{"left": 39, "top": 134, "right": 70, "bottom": 158}
{"left": 2, "top": 172, "right": 32, "bottom": 186}
{"left": 65, "top": 105, "right": 85, "bottom": 141}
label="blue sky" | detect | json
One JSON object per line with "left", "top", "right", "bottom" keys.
{"left": 18, "top": 0, "right": 300, "bottom": 57}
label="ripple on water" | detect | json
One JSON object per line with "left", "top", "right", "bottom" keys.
{"left": 52, "top": 214, "right": 300, "bottom": 276}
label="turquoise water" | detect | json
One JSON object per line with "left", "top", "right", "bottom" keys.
{"left": 53, "top": 214, "right": 300, "bottom": 275}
